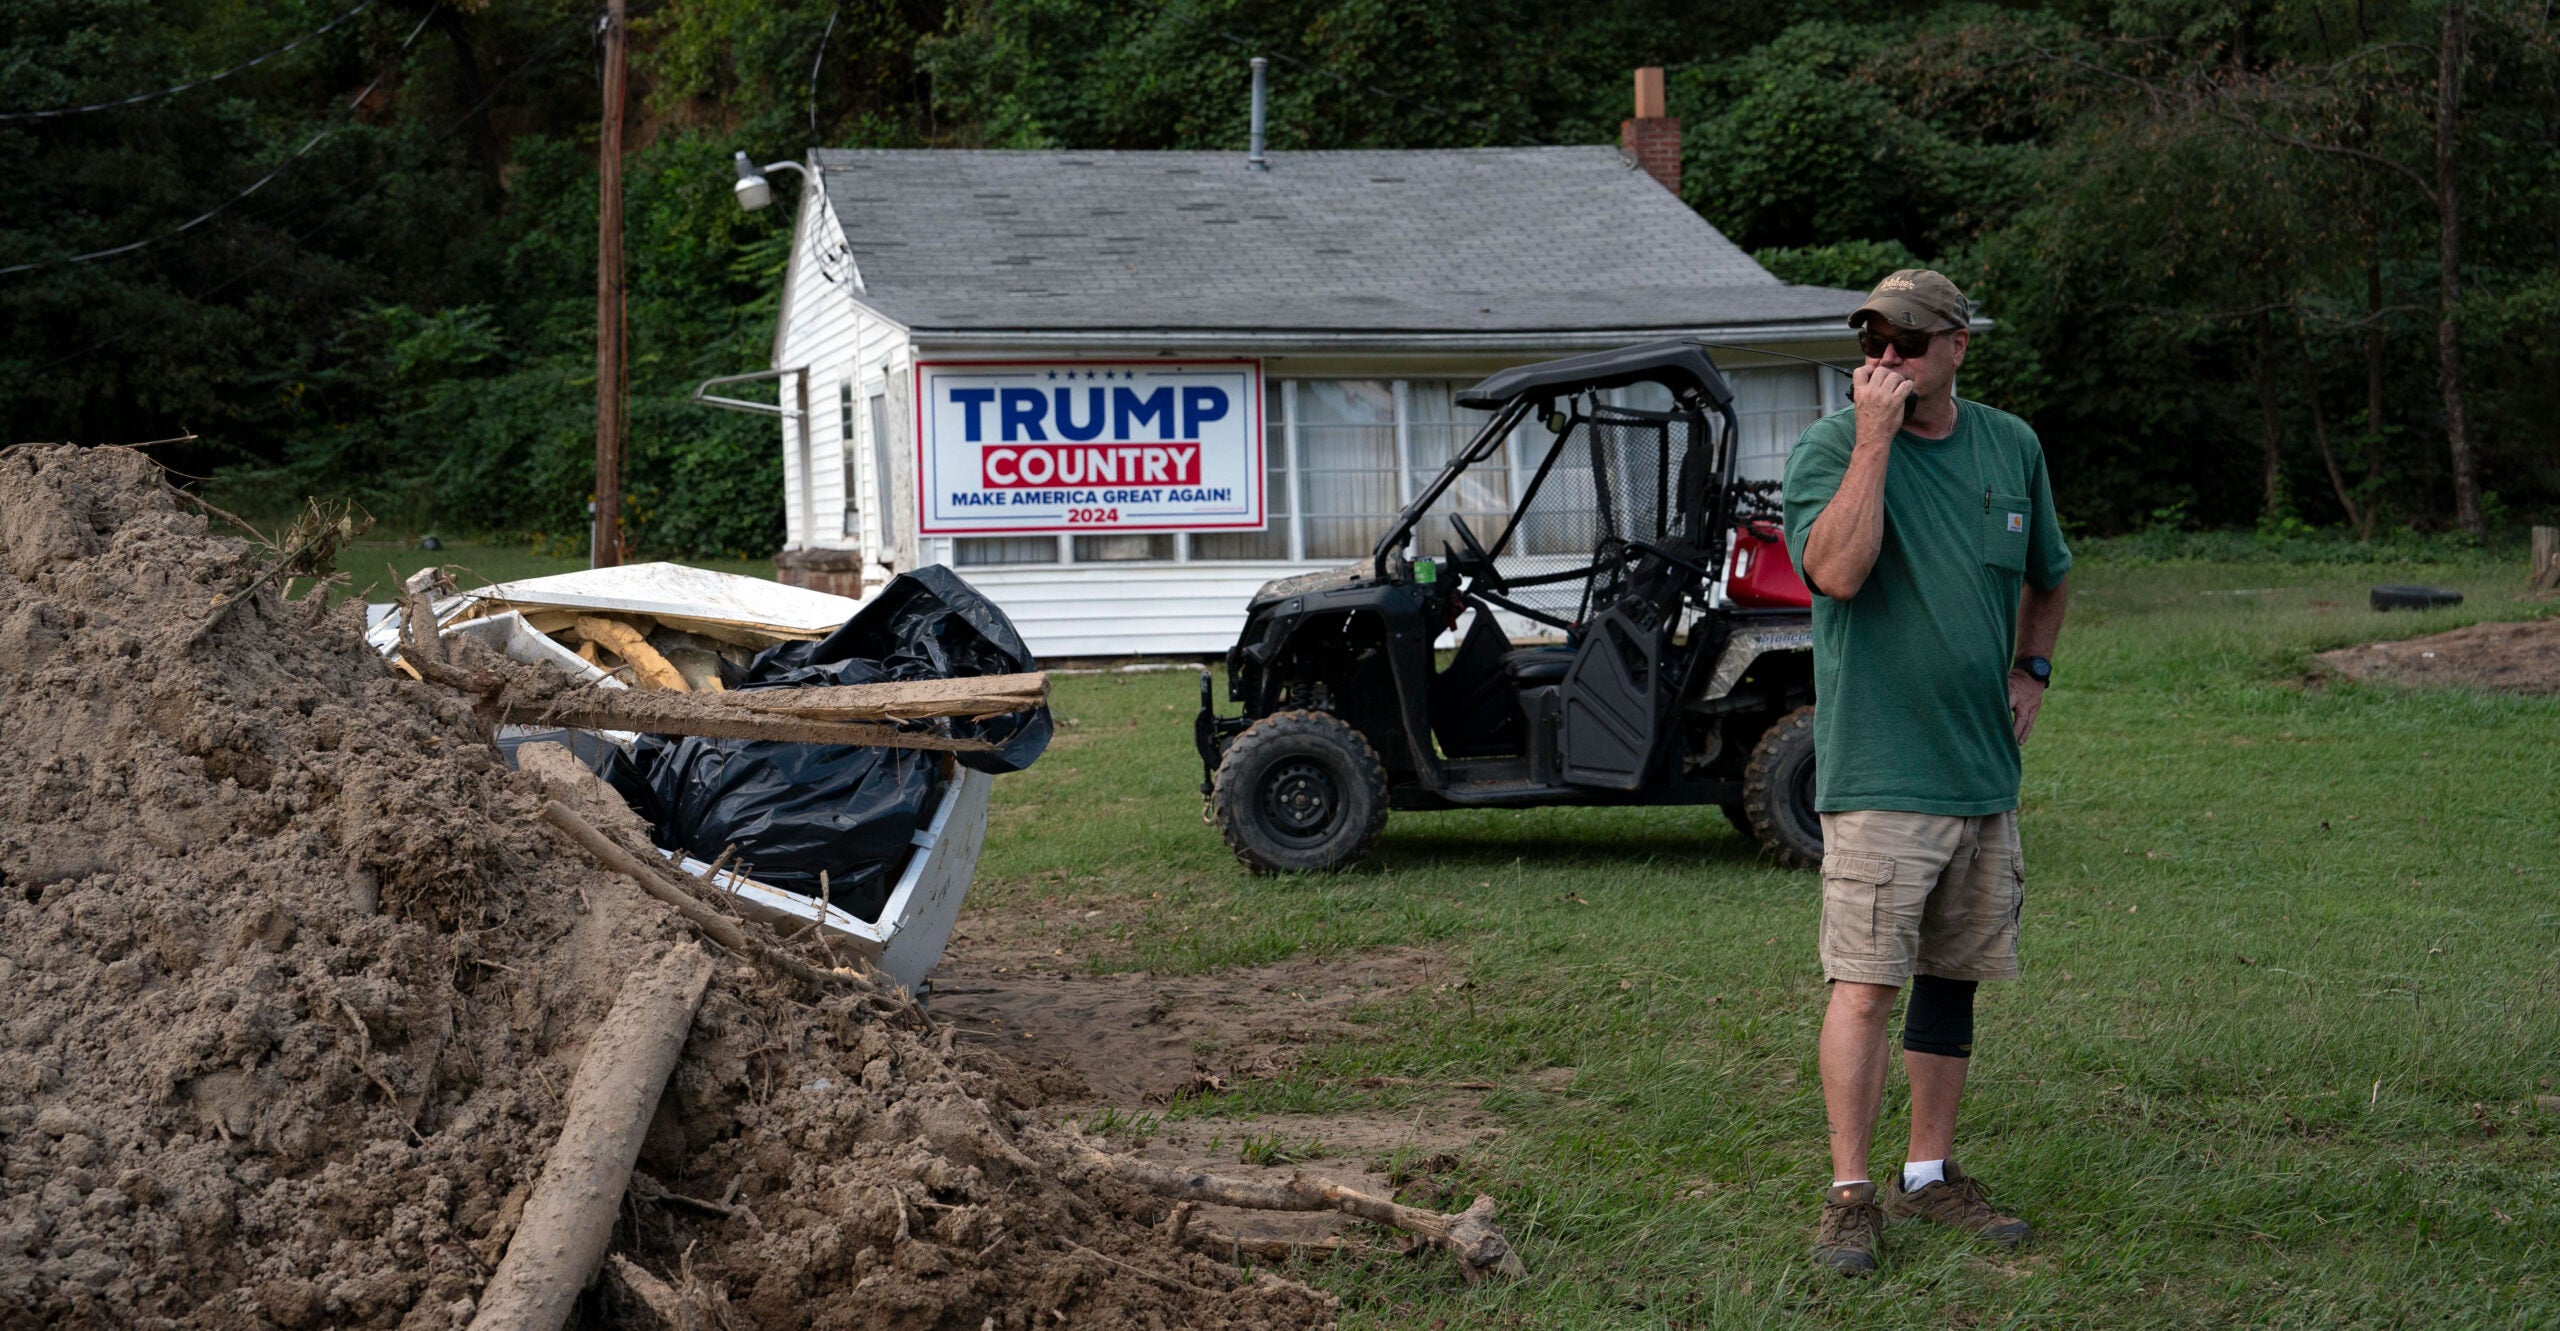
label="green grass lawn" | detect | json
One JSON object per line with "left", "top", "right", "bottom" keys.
{"left": 970, "top": 555, "right": 2560, "bottom": 1329}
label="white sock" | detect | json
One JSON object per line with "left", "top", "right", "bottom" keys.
{"left": 1903, "top": 1159, "right": 1946, "bottom": 1191}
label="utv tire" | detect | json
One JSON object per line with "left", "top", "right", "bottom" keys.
{"left": 1742, "top": 705, "right": 1824, "bottom": 869}
{"left": 1719, "top": 801, "right": 1754, "bottom": 840}
{"left": 1212, "top": 710, "right": 1390, "bottom": 874}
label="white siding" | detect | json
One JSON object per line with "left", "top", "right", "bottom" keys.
{"left": 956, "top": 562, "right": 1310, "bottom": 659}
{"left": 774, "top": 177, "right": 881, "bottom": 554}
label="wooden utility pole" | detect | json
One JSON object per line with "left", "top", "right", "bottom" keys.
{"left": 593, "top": 0, "right": 629, "bottom": 568}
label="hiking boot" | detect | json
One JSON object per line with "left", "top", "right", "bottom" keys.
{"left": 1812, "top": 1181, "right": 1883, "bottom": 1274}
{"left": 1885, "top": 1161, "right": 2033, "bottom": 1247}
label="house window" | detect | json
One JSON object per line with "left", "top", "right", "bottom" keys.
{"left": 866, "top": 392, "right": 891, "bottom": 541}
{"left": 1190, "top": 380, "right": 1291, "bottom": 560}
{"left": 954, "top": 536, "right": 1061, "bottom": 565}
{"left": 839, "top": 381, "right": 860, "bottom": 537}
{"left": 1401, "top": 380, "right": 1511, "bottom": 562}
{"left": 1294, "top": 379, "right": 1399, "bottom": 560}
{"left": 1073, "top": 534, "right": 1174, "bottom": 561}
{"left": 1725, "top": 366, "right": 1827, "bottom": 483}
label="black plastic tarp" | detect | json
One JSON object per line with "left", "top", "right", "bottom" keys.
{"left": 614, "top": 566, "right": 1050, "bottom": 923}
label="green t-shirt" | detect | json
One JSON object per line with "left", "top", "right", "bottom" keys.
{"left": 1781, "top": 399, "right": 2072, "bottom": 816}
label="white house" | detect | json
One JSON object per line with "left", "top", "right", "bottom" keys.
{"left": 743, "top": 100, "right": 1863, "bottom": 658}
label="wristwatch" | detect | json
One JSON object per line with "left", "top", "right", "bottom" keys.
{"left": 2013, "top": 655, "right": 2052, "bottom": 686}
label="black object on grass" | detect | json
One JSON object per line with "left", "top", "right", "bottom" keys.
{"left": 621, "top": 566, "right": 1051, "bottom": 922}
{"left": 2371, "top": 585, "right": 2462, "bottom": 611}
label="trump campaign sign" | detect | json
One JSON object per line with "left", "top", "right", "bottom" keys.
{"left": 914, "top": 360, "right": 1264, "bottom": 536}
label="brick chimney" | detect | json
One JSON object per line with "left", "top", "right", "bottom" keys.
{"left": 1620, "top": 66, "right": 1680, "bottom": 196}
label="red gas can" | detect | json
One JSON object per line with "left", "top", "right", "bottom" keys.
{"left": 1726, "top": 520, "right": 1813, "bottom": 608}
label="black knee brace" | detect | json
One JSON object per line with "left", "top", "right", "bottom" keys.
{"left": 1902, "top": 975, "right": 1978, "bottom": 1058}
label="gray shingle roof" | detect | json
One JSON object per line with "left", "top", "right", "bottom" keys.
{"left": 809, "top": 147, "right": 1861, "bottom": 337}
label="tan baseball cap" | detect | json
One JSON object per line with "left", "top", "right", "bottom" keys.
{"left": 1850, "top": 269, "right": 1974, "bottom": 331}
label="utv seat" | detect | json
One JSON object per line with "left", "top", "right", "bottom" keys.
{"left": 1502, "top": 646, "right": 1575, "bottom": 686}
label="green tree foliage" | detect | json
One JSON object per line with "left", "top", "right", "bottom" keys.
{"left": 1, "top": 0, "right": 2552, "bottom": 550}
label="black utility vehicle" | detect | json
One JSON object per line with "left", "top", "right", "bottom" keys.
{"left": 1195, "top": 340, "right": 1823, "bottom": 874}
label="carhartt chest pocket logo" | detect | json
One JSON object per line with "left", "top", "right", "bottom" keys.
{"left": 1983, "top": 493, "right": 2032, "bottom": 572}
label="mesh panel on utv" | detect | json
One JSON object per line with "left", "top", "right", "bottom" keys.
{"left": 1491, "top": 403, "right": 1705, "bottom": 628}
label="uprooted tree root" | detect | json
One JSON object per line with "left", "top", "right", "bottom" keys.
{"left": 1067, "top": 1144, "right": 1526, "bottom": 1283}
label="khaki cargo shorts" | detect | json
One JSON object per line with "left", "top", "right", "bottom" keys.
{"left": 1817, "top": 809, "right": 2024, "bottom": 986}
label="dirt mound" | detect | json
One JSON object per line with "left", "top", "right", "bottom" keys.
{"left": 2314, "top": 616, "right": 2560, "bottom": 695}
{"left": 0, "top": 446, "right": 1331, "bottom": 1330}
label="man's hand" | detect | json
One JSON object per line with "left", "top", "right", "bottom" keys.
{"left": 1801, "top": 368, "right": 1912, "bottom": 599}
{"left": 1852, "top": 364, "right": 1914, "bottom": 448}
{"left": 2008, "top": 669, "right": 2046, "bottom": 743}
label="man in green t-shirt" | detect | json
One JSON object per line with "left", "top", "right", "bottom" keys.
{"left": 1780, "top": 270, "right": 2073, "bottom": 1275}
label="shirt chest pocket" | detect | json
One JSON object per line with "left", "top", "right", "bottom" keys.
{"left": 1981, "top": 492, "right": 2032, "bottom": 572}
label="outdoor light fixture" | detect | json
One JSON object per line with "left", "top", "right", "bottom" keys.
{"left": 732, "top": 151, "right": 811, "bottom": 212}
{"left": 726, "top": 150, "right": 864, "bottom": 291}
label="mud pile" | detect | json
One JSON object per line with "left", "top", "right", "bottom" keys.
{"left": 0, "top": 446, "right": 1332, "bottom": 1330}
{"left": 2314, "top": 615, "right": 2560, "bottom": 695}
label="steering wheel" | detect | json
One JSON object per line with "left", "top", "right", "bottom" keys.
{"left": 1447, "top": 514, "right": 1507, "bottom": 592}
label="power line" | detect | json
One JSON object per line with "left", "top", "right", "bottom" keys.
{"left": 0, "top": 127, "right": 338, "bottom": 276}
{"left": 21, "top": 18, "right": 594, "bottom": 377}
{"left": 0, "top": 4, "right": 443, "bottom": 279}
{"left": 0, "top": 0, "right": 380, "bottom": 122}
{"left": 808, "top": 4, "right": 841, "bottom": 137}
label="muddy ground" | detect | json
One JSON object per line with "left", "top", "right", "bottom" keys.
{"left": 2314, "top": 614, "right": 2560, "bottom": 695}
{"left": 931, "top": 911, "right": 1510, "bottom": 1257}
{"left": 0, "top": 445, "right": 1336, "bottom": 1331}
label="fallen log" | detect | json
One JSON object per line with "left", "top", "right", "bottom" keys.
{"left": 1073, "top": 1143, "right": 1526, "bottom": 1282}
{"left": 467, "top": 944, "right": 715, "bottom": 1331}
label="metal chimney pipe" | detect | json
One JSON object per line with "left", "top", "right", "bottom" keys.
{"left": 1248, "top": 57, "right": 1268, "bottom": 171}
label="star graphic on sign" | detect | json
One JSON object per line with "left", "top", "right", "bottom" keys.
{"left": 1046, "top": 371, "right": 1058, "bottom": 380}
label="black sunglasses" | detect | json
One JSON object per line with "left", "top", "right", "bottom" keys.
{"left": 1857, "top": 323, "right": 1957, "bottom": 360}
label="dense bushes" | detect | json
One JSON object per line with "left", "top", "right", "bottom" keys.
{"left": 3, "top": 0, "right": 2554, "bottom": 553}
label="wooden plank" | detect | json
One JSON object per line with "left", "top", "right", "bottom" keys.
{"left": 513, "top": 695, "right": 995, "bottom": 752}
{"left": 733, "top": 672, "right": 1047, "bottom": 722}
